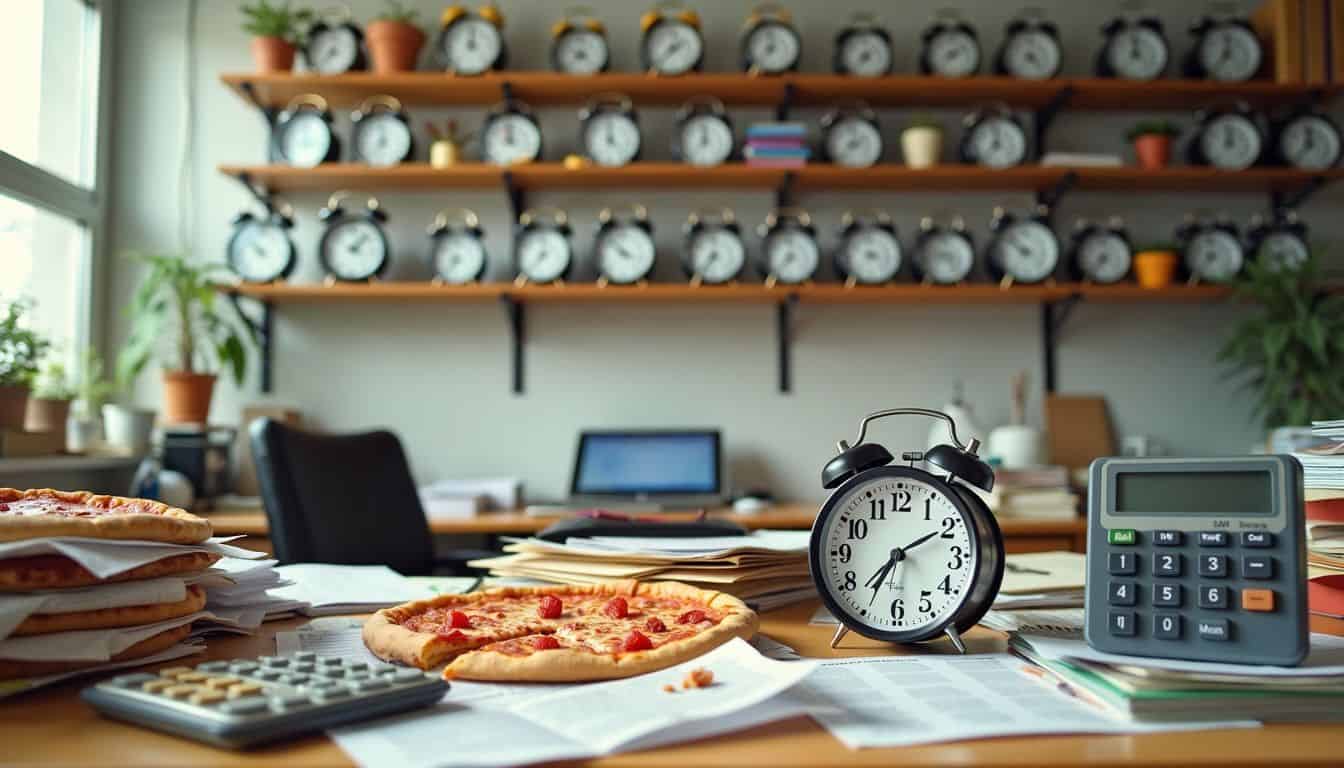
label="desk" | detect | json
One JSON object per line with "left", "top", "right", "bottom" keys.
{"left": 6, "top": 601, "right": 1344, "bottom": 766}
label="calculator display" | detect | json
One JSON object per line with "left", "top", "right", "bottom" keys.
{"left": 1115, "top": 470, "right": 1272, "bottom": 515}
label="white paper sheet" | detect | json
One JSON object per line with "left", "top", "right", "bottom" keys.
{"left": 0, "top": 536, "right": 263, "bottom": 580}
{"left": 0, "top": 576, "right": 190, "bottom": 640}
{"left": 1017, "top": 632, "right": 1344, "bottom": 678}
{"left": 0, "top": 610, "right": 237, "bottom": 661}
{"left": 0, "top": 640, "right": 206, "bottom": 699}
{"left": 271, "top": 564, "right": 426, "bottom": 615}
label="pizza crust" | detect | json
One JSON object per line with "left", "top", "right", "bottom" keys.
{"left": 10, "top": 585, "right": 207, "bottom": 637}
{"left": 0, "top": 552, "right": 221, "bottom": 592}
{"left": 0, "top": 488, "right": 212, "bottom": 545}
{"left": 0, "top": 623, "right": 192, "bottom": 680}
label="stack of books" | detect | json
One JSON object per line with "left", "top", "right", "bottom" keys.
{"left": 1296, "top": 420, "right": 1344, "bottom": 630}
{"left": 744, "top": 122, "right": 809, "bottom": 168}
{"left": 976, "top": 465, "right": 1079, "bottom": 520}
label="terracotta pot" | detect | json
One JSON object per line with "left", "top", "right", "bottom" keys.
{"left": 251, "top": 36, "right": 296, "bottom": 73}
{"left": 162, "top": 371, "right": 216, "bottom": 426}
{"left": 1133, "top": 134, "right": 1172, "bottom": 170}
{"left": 901, "top": 127, "right": 943, "bottom": 169}
{"left": 0, "top": 384, "right": 29, "bottom": 430}
{"left": 1134, "top": 250, "right": 1179, "bottom": 289}
{"left": 366, "top": 20, "right": 426, "bottom": 73}
{"left": 25, "top": 397, "right": 71, "bottom": 436}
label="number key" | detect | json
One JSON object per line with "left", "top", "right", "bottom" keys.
{"left": 1109, "top": 611, "right": 1137, "bottom": 637}
{"left": 1198, "top": 585, "right": 1230, "bottom": 609}
{"left": 1153, "top": 613, "right": 1182, "bottom": 640}
{"left": 1108, "top": 552, "right": 1137, "bottom": 575}
{"left": 1198, "top": 554, "right": 1227, "bottom": 578}
{"left": 1243, "top": 555, "right": 1274, "bottom": 580}
{"left": 1152, "top": 552, "right": 1182, "bottom": 577}
{"left": 1153, "top": 583, "right": 1182, "bottom": 607}
{"left": 1108, "top": 581, "right": 1137, "bottom": 606}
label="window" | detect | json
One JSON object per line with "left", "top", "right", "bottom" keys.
{"left": 0, "top": 196, "right": 92, "bottom": 350}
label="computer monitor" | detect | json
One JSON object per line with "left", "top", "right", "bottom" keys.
{"left": 570, "top": 430, "right": 722, "bottom": 502}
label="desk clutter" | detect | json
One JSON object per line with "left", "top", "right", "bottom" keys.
{"left": 1297, "top": 420, "right": 1344, "bottom": 627}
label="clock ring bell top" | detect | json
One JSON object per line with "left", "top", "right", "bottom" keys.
{"left": 757, "top": 208, "right": 820, "bottom": 285}
{"left": 740, "top": 2, "right": 802, "bottom": 75}
{"left": 640, "top": 1, "right": 705, "bottom": 76}
{"left": 514, "top": 207, "right": 574, "bottom": 285}
{"left": 995, "top": 8, "right": 1062, "bottom": 80}
{"left": 835, "top": 209, "right": 902, "bottom": 286}
{"left": 437, "top": 2, "right": 506, "bottom": 76}
{"left": 834, "top": 11, "right": 893, "bottom": 77}
{"left": 550, "top": 5, "right": 610, "bottom": 75}
{"left": 811, "top": 407, "right": 1004, "bottom": 652}
{"left": 227, "top": 201, "right": 297, "bottom": 284}
{"left": 427, "top": 207, "right": 489, "bottom": 285}
{"left": 318, "top": 191, "right": 391, "bottom": 283}
{"left": 595, "top": 204, "right": 657, "bottom": 286}
{"left": 579, "top": 93, "right": 642, "bottom": 167}
{"left": 682, "top": 208, "right": 746, "bottom": 285}
{"left": 350, "top": 95, "right": 414, "bottom": 167}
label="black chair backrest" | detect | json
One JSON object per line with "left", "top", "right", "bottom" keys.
{"left": 249, "top": 418, "right": 435, "bottom": 575}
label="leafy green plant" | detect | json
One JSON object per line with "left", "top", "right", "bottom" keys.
{"left": 375, "top": 0, "right": 419, "bottom": 23}
{"left": 73, "top": 348, "right": 117, "bottom": 415}
{"left": 117, "top": 253, "right": 253, "bottom": 390}
{"left": 33, "top": 358, "right": 75, "bottom": 400}
{"left": 0, "top": 299, "right": 50, "bottom": 389}
{"left": 1126, "top": 120, "right": 1180, "bottom": 141}
{"left": 240, "top": 0, "right": 313, "bottom": 40}
{"left": 1218, "top": 257, "right": 1344, "bottom": 427}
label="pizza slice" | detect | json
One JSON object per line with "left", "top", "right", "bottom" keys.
{"left": 0, "top": 488, "right": 212, "bottom": 544}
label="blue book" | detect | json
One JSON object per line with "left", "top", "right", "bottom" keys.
{"left": 744, "top": 146, "right": 811, "bottom": 159}
{"left": 746, "top": 122, "right": 808, "bottom": 139}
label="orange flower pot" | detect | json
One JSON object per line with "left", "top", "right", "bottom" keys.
{"left": 1134, "top": 250, "right": 1179, "bottom": 289}
{"left": 1133, "top": 134, "right": 1172, "bottom": 170}
{"left": 162, "top": 372, "right": 216, "bottom": 426}
{"left": 251, "top": 36, "right": 296, "bottom": 73}
{"left": 367, "top": 20, "right": 426, "bottom": 73}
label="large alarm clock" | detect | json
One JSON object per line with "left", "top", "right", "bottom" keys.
{"left": 579, "top": 93, "right": 641, "bottom": 167}
{"left": 812, "top": 408, "right": 1004, "bottom": 652}
{"left": 1185, "top": 14, "right": 1262, "bottom": 82}
{"left": 514, "top": 208, "right": 573, "bottom": 284}
{"left": 271, "top": 94, "right": 340, "bottom": 168}
{"left": 1096, "top": 15, "right": 1169, "bottom": 80}
{"left": 683, "top": 208, "right": 746, "bottom": 285}
{"left": 919, "top": 10, "right": 981, "bottom": 78}
{"left": 1176, "top": 214, "right": 1246, "bottom": 283}
{"left": 318, "top": 191, "right": 390, "bottom": 282}
{"left": 551, "top": 7, "right": 610, "bottom": 74}
{"left": 481, "top": 99, "right": 543, "bottom": 165}
{"left": 304, "top": 7, "right": 366, "bottom": 74}
{"left": 835, "top": 209, "right": 902, "bottom": 286}
{"left": 820, "top": 102, "right": 883, "bottom": 168}
{"left": 913, "top": 216, "right": 975, "bottom": 285}
{"left": 640, "top": 1, "right": 704, "bottom": 76}
{"left": 757, "top": 208, "right": 820, "bottom": 285}
{"left": 741, "top": 3, "right": 801, "bottom": 75}
{"left": 437, "top": 2, "right": 506, "bottom": 75}
{"left": 995, "top": 10, "right": 1062, "bottom": 80}
{"left": 1188, "top": 104, "right": 1264, "bottom": 170}
{"left": 987, "top": 206, "right": 1060, "bottom": 285}
{"left": 227, "top": 205, "right": 296, "bottom": 284}
{"left": 427, "top": 208, "right": 488, "bottom": 285}
{"left": 1273, "top": 108, "right": 1342, "bottom": 170}
{"left": 960, "top": 105, "right": 1029, "bottom": 168}
{"left": 1068, "top": 217, "right": 1133, "bottom": 284}
{"left": 673, "top": 97, "right": 735, "bottom": 167}
{"left": 350, "top": 95, "right": 414, "bottom": 167}
{"left": 1247, "top": 211, "right": 1310, "bottom": 272}
{"left": 834, "top": 12, "right": 893, "bottom": 77}
{"left": 595, "top": 204, "right": 657, "bottom": 285}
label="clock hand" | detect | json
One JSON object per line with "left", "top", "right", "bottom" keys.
{"left": 899, "top": 529, "right": 940, "bottom": 554}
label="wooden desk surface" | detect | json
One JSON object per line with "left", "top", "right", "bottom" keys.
{"left": 7, "top": 601, "right": 1344, "bottom": 767}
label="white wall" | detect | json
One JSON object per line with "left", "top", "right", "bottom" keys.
{"left": 105, "top": 0, "right": 1342, "bottom": 503}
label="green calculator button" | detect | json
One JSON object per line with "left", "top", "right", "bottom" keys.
{"left": 1108, "top": 529, "right": 1137, "bottom": 545}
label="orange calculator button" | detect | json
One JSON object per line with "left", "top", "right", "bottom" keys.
{"left": 1241, "top": 589, "right": 1275, "bottom": 612}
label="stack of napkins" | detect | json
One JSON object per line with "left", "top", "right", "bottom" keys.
{"left": 269, "top": 564, "right": 428, "bottom": 617}
{"left": 201, "top": 556, "right": 304, "bottom": 623}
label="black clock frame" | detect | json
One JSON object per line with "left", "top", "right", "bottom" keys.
{"left": 436, "top": 5, "right": 508, "bottom": 75}
{"left": 302, "top": 12, "right": 367, "bottom": 74}
{"left": 513, "top": 207, "right": 574, "bottom": 284}
{"left": 1175, "top": 214, "right": 1246, "bottom": 283}
{"left": 918, "top": 12, "right": 981, "bottom": 77}
{"left": 481, "top": 99, "right": 543, "bottom": 165}
{"left": 958, "top": 104, "right": 1029, "bottom": 167}
{"left": 594, "top": 204, "right": 656, "bottom": 284}
{"left": 639, "top": 3, "right": 704, "bottom": 75}
{"left": 986, "top": 206, "right": 1060, "bottom": 284}
{"left": 681, "top": 208, "right": 745, "bottom": 283}
{"left": 578, "top": 93, "right": 642, "bottom": 166}
{"left": 912, "top": 216, "right": 975, "bottom": 284}
{"left": 1184, "top": 15, "right": 1263, "bottom": 82}
{"left": 740, "top": 4, "right": 802, "bottom": 75}
{"left": 994, "top": 12, "right": 1062, "bottom": 80}
{"left": 1095, "top": 16, "right": 1169, "bottom": 80}
{"left": 349, "top": 95, "right": 415, "bottom": 166}
{"left": 270, "top": 94, "right": 341, "bottom": 166}
{"left": 833, "top": 12, "right": 893, "bottom": 76}
{"left": 1067, "top": 217, "right": 1134, "bottom": 284}
{"left": 1186, "top": 103, "right": 1265, "bottom": 169}
{"left": 1270, "top": 106, "right": 1343, "bottom": 170}
{"left": 317, "top": 192, "right": 391, "bottom": 282}
{"left": 834, "top": 209, "right": 902, "bottom": 285}
{"left": 550, "top": 9, "right": 610, "bottom": 74}
{"left": 1246, "top": 210, "right": 1310, "bottom": 269}
{"left": 756, "top": 208, "right": 819, "bottom": 284}
{"left": 671, "top": 97, "right": 735, "bottom": 165}
{"left": 427, "top": 207, "right": 488, "bottom": 284}
{"left": 226, "top": 208, "right": 297, "bottom": 284}
{"left": 819, "top": 102, "right": 883, "bottom": 168}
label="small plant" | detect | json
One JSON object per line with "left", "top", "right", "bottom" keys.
{"left": 376, "top": 0, "right": 419, "bottom": 23}
{"left": 905, "top": 114, "right": 942, "bottom": 131}
{"left": 1126, "top": 120, "right": 1180, "bottom": 141}
{"left": 0, "top": 299, "right": 49, "bottom": 389}
{"left": 33, "top": 358, "right": 75, "bottom": 400}
{"left": 426, "top": 119, "right": 475, "bottom": 144}
{"left": 240, "top": 0, "right": 313, "bottom": 41}
{"left": 73, "top": 348, "right": 117, "bottom": 415}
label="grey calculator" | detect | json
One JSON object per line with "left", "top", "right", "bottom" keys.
{"left": 81, "top": 652, "right": 448, "bottom": 748}
{"left": 1084, "top": 455, "right": 1308, "bottom": 666}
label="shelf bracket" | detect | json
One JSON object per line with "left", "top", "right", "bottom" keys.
{"left": 1270, "top": 174, "right": 1331, "bottom": 215}
{"left": 502, "top": 170, "right": 525, "bottom": 222}
{"left": 230, "top": 171, "right": 276, "bottom": 212}
{"left": 1032, "top": 85, "right": 1074, "bottom": 160}
{"left": 500, "top": 294, "right": 525, "bottom": 395}
{"left": 499, "top": 80, "right": 515, "bottom": 104}
{"left": 775, "top": 170, "right": 797, "bottom": 208}
{"left": 1041, "top": 293, "right": 1082, "bottom": 394}
{"left": 1036, "top": 170, "right": 1078, "bottom": 212}
{"left": 775, "top": 82, "right": 796, "bottom": 122}
{"left": 226, "top": 292, "right": 275, "bottom": 394}
{"left": 777, "top": 293, "right": 798, "bottom": 393}
{"left": 239, "top": 81, "right": 280, "bottom": 162}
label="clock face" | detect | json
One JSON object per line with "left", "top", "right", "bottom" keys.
{"left": 763, "top": 227, "right": 820, "bottom": 283}
{"left": 1199, "top": 114, "right": 1261, "bottom": 170}
{"left": 1002, "top": 28, "right": 1061, "bottom": 79}
{"left": 432, "top": 232, "right": 487, "bottom": 284}
{"left": 354, "top": 113, "right": 411, "bottom": 167}
{"left": 517, "top": 228, "right": 571, "bottom": 283}
{"left": 1198, "top": 23, "right": 1261, "bottom": 82}
{"left": 745, "top": 21, "right": 801, "bottom": 74}
{"left": 687, "top": 227, "right": 746, "bottom": 284}
{"left": 917, "top": 230, "right": 975, "bottom": 284}
{"left": 644, "top": 21, "right": 702, "bottom": 75}
{"left": 583, "top": 112, "right": 641, "bottom": 167}
{"left": 967, "top": 116, "right": 1027, "bottom": 168}
{"left": 228, "top": 219, "right": 293, "bottom": 283}
{"left": 278, "top": 113, "right": 332, "bottom": 168}
{"left": 482, "top": 113, "right": 542, "bottom": 165}
{"left": 308, "top": 26, "right": 361, "bottom": 74}
{"left": 1106, "top": 25, "right": 1168, "bottom": 80}
{"left": 680, "top": 114, "right": 734, "bottom": 166}
{"left": 992, "top": 220, "right": 1059, "bottom": 283}
{"left": 839, "top": 30, "right": 892, "bottom": 77}
{"left": 597, "top": 224, "right": 656, "bottom": 284}
{"left": 926, "top": 29, "right": 980, "bottom": 77}
{"left": 1185, "top": 229, "right": 1244, "bottom": 282}
{"left": 815, "top": 470, "right": 977, "bottom": 640}
{"left": 322, "top": 219, "right": 387, "bottom": 281}
{"left": 825, "top": 117, "right": 883, "bottom": 168}
{"left": 840, "top": 226, "right": 902, "bottom": 284}
{"left": 1076, "top": 231, "right": 1132, "bottom": 283}
{"left": 1257, "top": 231, "right": 1309, "bottom": 272}
{"left": 1280, "top": 115, "right": 1341, "bottom": 170}
{"left": 442, "top": 17, "right": 502, "bottom": 75}
{"left": 554, "top": 29, "right": 608, "bottom": 74}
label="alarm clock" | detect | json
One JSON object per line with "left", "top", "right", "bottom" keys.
{"left": 271, "top": 94, "right": 340, "bottom": 168}
{"left": 481, "top": 99, "right": 543, "bottom": 165}
{"left": 995, "top": 10, "right": 1062, "bottom": 80}
{"left": 318, "top": 191, "right": 390, "bottom": 283}
{"left": 579, "top": 93, "right": 641, "bottom": 167}
{"left": 437, "top": 2, "right": 506, "bottom": 75}
{"left": 913, "top": 216, "right": 975, "bottom": 285}
{"left": 673, "top": 97, "right": 735, "bottom": 167}
{"left": 1188, "top": 104, "right": 1264, "bottom": 170}
{"left": 1068, "top": 217, "right": 1133, "bottom": 284}
{"left": 757, "top": 208, "right": 820, "bottom": 285}
{"left": 1272, "top": 108, "right": 1342, "bottom": 170}
{"left": 1096, "top": 15, "right": 1169, "bottom": 80}
{"left": 683, "top": 208, "right": 746, "bottom": 285}
{"left": 1185, "top": 14, "right": 1263, "bottom": 82}
{"left": 835, "top": 209, "right": 902, "bottom": 286}
{"left": 304, "top": 7, "right": 366, "bottom": 74}
{"left": 960, "top": 105, "right": 1029, "bottom": 168}
{"left": 987, "top": 205, "right": 1060, "bottom": 285}
{"left": 227, "top": 204, "right": 296, "bottom": 284}
{"left": 834, "top": 12, "right": 893, "bottom": 77}
{"left": 551, "top": 6, "right": 609, "bottom": 74}
{"left": 1247, "top": 211, "right": 1310, "bottom": 272}
{"left": 595, "top": 204, "right": 656, "bottom": 285}
{"left": 427, "top": 208, "right": 488, "bottom": 285}
{"left": 741, "top": 3, "right": 801, "bottom": 75}
{"left": 820, "top": 102, "right": 883, "bottom": 168}
{"left": 920, "top": 10, "right": 981, "bottom": 78}
{"left": 350, "top": 95, "right": 414, "bottom": 167}
{"left": 1176, "top": 214, "right": 1245, "bottom": 283}
{"left": 812, "top": 407, "right": 1004, "bottom": 652}
{"left": 640, "top": 1, "right": 704, "bottom": 76}
{"left": 514, "top": 207, "right": 573, "bottom": 285}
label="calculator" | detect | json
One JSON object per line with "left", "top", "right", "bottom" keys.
{"left": 1083, "top": 455, "right": 1307, "bottom": 666}
{"left": 81, "top": 652, "right": 448, "bottom": 748}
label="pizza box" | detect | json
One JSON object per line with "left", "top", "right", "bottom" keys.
{"left": 0, "top": 428, "right": 65, "bottom": 459}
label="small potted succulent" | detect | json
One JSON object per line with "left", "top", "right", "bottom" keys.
{"left": 241, "top": 0, "right": 313, "bottom": 73}
{"left": 901, "top": 115, "right": 943, "bottom": 169}
{"left": 67, "top": 348, "right": 117, "bottom": 454}
{"left": 366, "top": 0, "right": 425, "bottom": 73}
{"left": 1127, "top": 120, "right": 1180, "bottom": 170}
{"left": 0, "top": 299, "right": 49, "bottom": 431}
{"left": 25, "top": 357, "right": 76, "bottom": 441}
{"left": 1134, "top": 242, "right": 1180, "bottom": 289}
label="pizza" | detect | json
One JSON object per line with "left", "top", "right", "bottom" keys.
{"left": 363, "top": 581, "right": 758, "bottom": 682}
{"left": 0, "top": 489, "right": 212, "bottom": 544}
{"left": 0, "top": 624, "right": 192, "bottom": 681}
{"left": 0, "top": 552, "right": 221, "bottom": 592}
{"left": 9, "top": 584, "right": 207, "bottom": 637}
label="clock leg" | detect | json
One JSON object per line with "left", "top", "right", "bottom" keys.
{"left": 829, "top": 624, "right": 851, "bottom": 649}
{"left": 944, "top": 625, "right": 967, "bottom": 654}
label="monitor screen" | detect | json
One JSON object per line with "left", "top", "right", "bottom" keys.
{"left": 572, "top": 432, "right": 720, "bottom": 496}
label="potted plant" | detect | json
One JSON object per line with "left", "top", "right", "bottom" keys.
{"left": 366, "top": 0, "right": 425, "bottom": 73}
{"left": 0, "top": 299, "right": 49, "bottom": 431}
{"left": 67, "top": 348, "right": 117, "bottom": 454}
{"left": 427, "top": 119, "right": 473, "bottom": 167}
{"left": 901, "top": 115, "right": 943, "bottom": 169}
{"left": 1133, "top": 243, "right": 1179, "bottom": 289}
{"left": 1127, "top": 120, "right": 1180, "bottom": 170}
{"left": 118, "top": 253, "right": 252, "bottom": 427}
{"left": 25, "top": 357, "right": 76, "bottom": 440}
{"left": 241, "top": 0, "right": 313, "bottom": 73}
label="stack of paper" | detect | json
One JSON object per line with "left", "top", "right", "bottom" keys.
{"left": 744, "top": 122, "right": 809, "bottom": 167}
{"left": 1296, "top": 420, "right": 1344, "bottom": 625}
{"left": 991, "top": 551, "right": 1085, "bottom": 610}
{"left": 270, "top": 564, "right": 429, "bottom": 616}
{"left": 201, "top": 556, "right": 305, "bottom": 622}
{"left": 975, "top": 465, "right": 1078, "bottom": 520}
